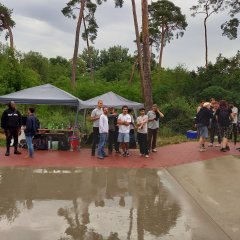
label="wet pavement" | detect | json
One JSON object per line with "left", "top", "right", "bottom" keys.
{"left": 0, "top": 165, "right": 235, "bottom": 240}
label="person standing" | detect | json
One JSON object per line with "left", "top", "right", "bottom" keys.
{"left": 117, "top": 106, "right": 132, "bottom": 157}
{"left": 195, "top": 102, "right": 213, "bottom": 152}
{"left": 108, "top": 107, "right": 120, "bottom": 154}
{"left": 229, "top": 102, "right": 238, "bottom": 147}
{"left": 216, "top": 100, "right": 234, "bottom": 152}
{"left": 136, "top": 108, "right": 149, "bottom": 158}
{"left": 208, "top": 101, "right": 222, "bottom": 147}
{"left": 24, "top": 107, "right": 38, "bottom": 159}
{"left": 147, "top": 104, "right": 164, "bottom": 153}
{"left": 1, "top": 101, "right": 22, "bottom": 156}
{"left": 128, "top": 109, "right": 137, "bottom": 149}
{"left": 98, "top": 107, "right": 109, "bottom": 160}
{"left": 90, "top": 100, "right": 103, "bottom": 156}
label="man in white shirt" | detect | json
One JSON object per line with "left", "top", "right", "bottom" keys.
{"left": 90, "top": 100, "right": 103, "bottom": 156}
{"left": 137, "top": 108, "right": 149, "bottom": 158}
{"left": 117, "top": 106, "right": 131, "bottom": 157}
{"left": 230, "top": 102, "right": 238, "bottom": 147}
{"left": 98, "top": 107, "right": 109, "bottom": 159}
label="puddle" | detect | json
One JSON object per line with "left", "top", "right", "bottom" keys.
{"left": 0, "top": 167, "right": 210, "bottom": 239}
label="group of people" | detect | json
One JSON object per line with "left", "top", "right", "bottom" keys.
{"left": 196, "top": 98, "right": 239, "bottom": 152}
{"left": 90, "top": 100, "right": 164, "bottom": 159}
{"left": 1, "top": 101, "right": 38, "bottom": 158}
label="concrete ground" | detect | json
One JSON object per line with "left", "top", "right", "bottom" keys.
{"left": 0, "top": 142, "right": 239, "bottom": 239}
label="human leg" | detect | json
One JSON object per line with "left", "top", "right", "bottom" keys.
{"left": 25, "top": 135, "right": 34, "bottom": 158}
{"left": 13, "top": 128, "right": 21, "bottom": 154}
{"left": 92, "top": 127, "right": 99, "bottom": 156}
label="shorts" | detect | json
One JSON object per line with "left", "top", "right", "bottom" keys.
{"left": 118, "top": 132, "right": 130, "bottom": 143}
{"left": 198, "top": 126, "right": 208, "bottom": 138}
{"left": 219, "top": 125, "right": 232, "bottom": 139}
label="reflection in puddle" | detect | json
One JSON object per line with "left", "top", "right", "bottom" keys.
{"left": 0, "top": 167, "right": 182, "bottom": 240}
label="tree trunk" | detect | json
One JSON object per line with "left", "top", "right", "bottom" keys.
{"left": 129, "top": 57, "right": 138, "bottom": 84}
{"left": 83, "top": 13, "right": 94, "bottom": 82}
{"left": 159, "top": 23, "right": 165, "bottom": 68}
{"left": 204, "top": 17, "right": 208, "bottom": 68}
{"left": 7, "top": 26, "right": 14, "bottom": 50}
{"left": 141, "top": 0, "right": 153, "bottom": 111}
{"left": 131, "top": 0, "right": 145, "bottom": 100}
{"left": 71, "top": 0, "right": 86, "bottom": 88}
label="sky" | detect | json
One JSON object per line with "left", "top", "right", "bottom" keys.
{"left": 0, "top": 0, "right": 239, "bottom": 70}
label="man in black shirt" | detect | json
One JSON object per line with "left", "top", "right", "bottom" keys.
{"left": 1, "top": 101, "right": 22, "bottom": 156}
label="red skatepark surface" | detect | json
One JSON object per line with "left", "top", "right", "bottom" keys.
{"left": 0, "top": 142, "right": 239, "bottom": 168}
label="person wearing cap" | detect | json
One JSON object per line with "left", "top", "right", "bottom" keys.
{"left": 90, "top": 100, "right": 103, "bottom": 156}
{"left": 195, "top": 102, "right": 213, "bottom": 152}
{"left": 147, "top": 104, "right": 164, "bottom": 153}
{"left": 1, "top": 101, "right": 22, "bottom": 156}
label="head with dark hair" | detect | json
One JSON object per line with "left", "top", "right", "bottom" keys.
{"left": 28, "top": 107, "right": 35, "bottom": 114}
{"left": 122, "top": 106, "right": 128, "bottom": 115}
{"left": 8, "top": 101, "right": 16, "bottom": 110}
{"left": 219, "top": 100, "right": 228, "bottom": 110}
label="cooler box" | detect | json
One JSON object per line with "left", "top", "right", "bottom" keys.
{"left": 186, "top": 130, "right": 198, "bottom": 139}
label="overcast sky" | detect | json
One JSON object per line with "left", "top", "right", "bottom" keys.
{"left": 1, "top": 0, "right": 239, "bottom": 70}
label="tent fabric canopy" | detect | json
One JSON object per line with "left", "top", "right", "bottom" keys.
{"left": 0, "top": 84, "right": 84, "bottom": 107}
{"left": 79, "top": 91, "right": 144, "bottom": 109}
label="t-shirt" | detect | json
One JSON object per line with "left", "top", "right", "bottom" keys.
{"left": 118, "top": 113, "right": 131, "bottom": 134}
{"left": 232, "top": 107, "right": 238, "bottom": 124}
{"left": 137, "top": 115, "right": 148, "bottom": 134}
{"left": 108, "top": 113, "right": 118, "bottom": 131}
{"left": 99, "top": 114, "right": 109, "bottom": 133}
{"left": 216, "top": 108, "right": 232, "bottom": 127}
{"left": 147, "top": 110, "right": 159, "bottom": 129}
{"left": 91, "top": 108, "right": 103, "bottom": 128}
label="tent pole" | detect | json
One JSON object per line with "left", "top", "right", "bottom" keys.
{"left": 74, "top": 107, "right": 79, "bottom": 135}
{"left": 83, "top": 109, "right": 87, "bottom": 132}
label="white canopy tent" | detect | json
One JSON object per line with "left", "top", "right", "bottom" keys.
{"left": 0, "top": 84, "right": 86, "bottom": 129}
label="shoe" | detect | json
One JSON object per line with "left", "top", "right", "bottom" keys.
{"left": 208, "top": 143, "right": 213, "bottom": 147}
{"left": 122, "top": 152, "right": 126, "bottom": 157}
{"left": 125, "top": 151, "right": 130, "bottom": 157}
{"left": 199, "top": 148, "right": 207, "bottom": 152}
{"left": 116, "top": 150, "right": 121, "bottom": 154}
{"left": 5, "top": 151, "right": 10, "bottom": 156}
{"left": 145, "top": 155, "right": 149, "bottom": 158}
{"left": 215, "top": 144, "right": 221, "bottom": 147}
{"left": 220, "top": 148, "right": 227, "bottom": 152}
{"left": 225, "top": 146, "right": 230, "bottom": 151}
{"left": 14, "top": 150, "right": 21, "bottom": 155}
{"left": 152, "top": 149, "right": 157, "bottom": 152}
{"left": 97, "top": 156, "right": 104, "bottom": 160}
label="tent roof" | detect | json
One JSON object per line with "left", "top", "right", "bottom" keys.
{"left": 80, "top": 91, "right": 143, "bottom": 109}
{"left": 0, "top": 84, "right": 84, "bottom": 107}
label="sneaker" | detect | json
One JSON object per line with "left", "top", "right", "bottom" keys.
{"left": 125, "top": 151, "right": 130, "bottom": 157}
{"left": 145, "top": 155, "right": 149, "bottom": 158}
{"left": 208, "top": 143, "right": 213, "bottom": 147}
{"left": 116, "top": 150, "right": 121, "bottom": 154}
{"left": 220, "top": 148, "right": 227, "bottom": 152}
{"left": 14, "top": 150, "right": 21, "bottom": 155}
{"left": 225, "top": 146, "right": 230, "bottom": 151}
{"left": 5, "top": 151, "right": 10, "bottom": 156}
{"left": 152, "top": 149, "right": 157, "bottom": 153}
{"left": 215, "top": 144, "right": 221, "bottom": 147}
{"left": 199, "top": 148, "right": 207, "bottom": 152}
{"left": 97, "top": 156, "right": 104, "bottom": 160}
{"left": 122, "top": 152, "right": 126, "bottom": 157}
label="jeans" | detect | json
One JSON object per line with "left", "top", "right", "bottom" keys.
{"left": 92, "top": 127, "right": 99, "bottom": 155}
{"left": 25, "top": 135, "right": 34, "bottom": 157}
{"left": 98, "top": 133, "right": 108, "bottom": 157}
{"left": 137, "top": 133, "right": 148, "bottom": 155}
{"left": 148, "top": 128, "right": 158, "bottom": 151}
{"left": 108, "top": 130, "right": 119, "bottom": 152}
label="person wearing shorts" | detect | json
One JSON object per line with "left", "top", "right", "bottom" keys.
{"left": 117, "top": 106, "right": 131, "bottom": 157}
{"left": 195, "top": 102, "right": 212, "bottom": 152}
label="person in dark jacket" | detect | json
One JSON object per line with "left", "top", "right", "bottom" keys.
{"left": 195, "top": 102, "right": 212, "bottom": 152}
{"left": 24, "top": 107, "right": 38, "bottom": 158}
{"left": 1, "top": 101, "right": 22, "bottom": 156}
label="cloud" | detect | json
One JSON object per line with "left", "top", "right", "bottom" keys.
{"left": 0, "top": 0, "right": 239, "bottom": 69}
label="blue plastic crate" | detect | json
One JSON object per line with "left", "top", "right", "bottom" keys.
{"left": 186, "top": 130, "right": 198, "bottom": 139}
